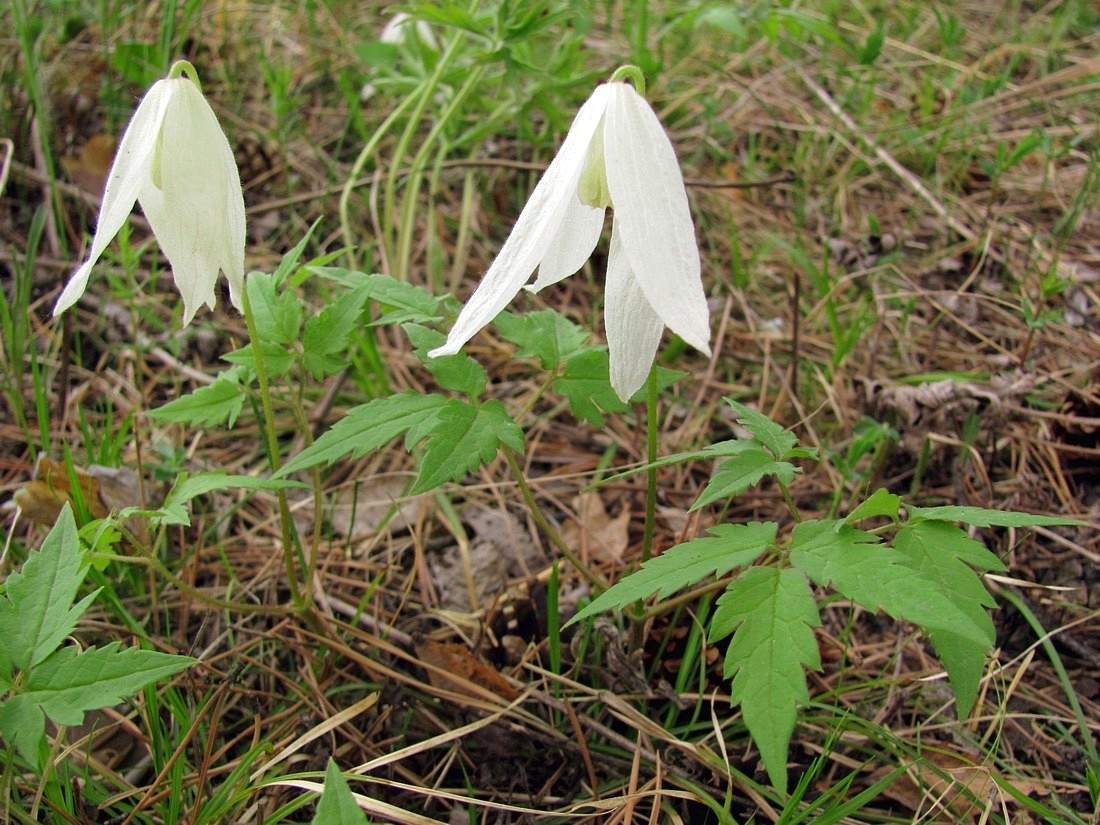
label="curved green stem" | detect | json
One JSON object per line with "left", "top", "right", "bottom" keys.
{"left": 167, "top": 59, "right": 199, "bottom": 90}
{"left": 338, "top": 90, "right": 425, "bottom": 271}
{"left": 503, "top": 447, "right": 606, "bottom": 590}
{"left": 383, "top": 29, "right": 471, "bottom": 279}
{"left": 393, "top": 62, "right": 486, "bottom": 281}
{"left": 609, "top": 64, "right": 646, "bottom": 95}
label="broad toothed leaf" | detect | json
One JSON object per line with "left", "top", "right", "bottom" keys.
{"left": 724, "top": 399, "right": 798, "bottom": 458}
{"left": 894, "top": 520, "right": 1004, "bottom": 716}
{"left": 404, "top": 324, "right": 487, "bottom": 396}
{"left": 411, "top": 399, "right": 523, "bottom": 494}
{"left": 0, "top": 506, "right": 94, "bottom": 671}
{"left": 905, "top": 505, "right": 1081, "bottom": 528}
{"left": 278, "top": 392, "right": 447, "bottom": 476}
{"left": 692, "top": 447, "right": 798, "bottom": 511}
{"left": 710, "top": 566, "right": 820, "bottom": 794}
{"left": 566, "top": 522, "right": 776, "bottom": 627}
{"left": 495, "top": 309, "right": 591, "bottom": 370}
{"left": 789, "top": 520, "right": 989, "bottom": 647}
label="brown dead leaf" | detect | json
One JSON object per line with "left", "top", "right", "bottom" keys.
{"left": 414, "top": 639, "right": 519, "bottom": 701}
{"left": 560, "top": 492, "right": 630, "bottom": 563}
{"left": 878, "top": 747, "right": 1049, "bottom": 823}
{"left": 61, "top": 134, "right": 115, "bottom": 197}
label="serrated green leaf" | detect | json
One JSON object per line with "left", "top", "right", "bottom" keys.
{"left": 553, "top": 349, "right": 629, "bottom": 426}
{"left": 278, "top": 393, "right": 447, "bottom": 476}
{"left": 273, "top": 218, "right": 320, "bottom": 283}
{"left": 161, "top": 472, "right": 307, "bottom": 526}
{"left": 310, "top": 268, "right": 442, "bottom": 323}
{"left": 789, "top": 520, "right": 990, "bottom": 647}
{"left": 301, "top": 286, "right": 371, "bottom": 380}
{"left": 905, "top": 505, "right": 1082, "bottom": 528}
{"left": 222, "top": 341, "right": 297, "bottom": 378}
{"left": 724, "top": 399, "right": 798, "bottom": 458}
{"left": 146, "top": 372, "right": 248, "bottom": 428}
{"left": 845, "top": 488, "right": 901, "bottom": 523}
{"left": 405, "top": 324, "right": 487, "bottom": 396}
{"left": 710, "top": 566, "right": 820, "bottom": 794}
{"left": 411, "top": 399, "right": 523, "bottom": 494}
{"left": 0, "top": 643, "right": 193, "bottom": 764}
{"left": 313, "top": 759, "right": 369, "bottom": 825}
{"left": 894, "top": 521, "right": 1005, "bottom": 716}
{"left": 567, "top": 522, "right": 776, "bottom": 627}
{"left": 692, "top": 448, "right": 798, "bottom": 511}
{"left": 495, "top": 309, "right": 591, "bottom": 369}
{"left": 0, "top": 506, "right": 97, "bottom": 670}
{"left": 246, "top": 271, "right": 303, "bottom": 345}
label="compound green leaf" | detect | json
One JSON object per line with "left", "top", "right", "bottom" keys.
{"left": 724, "top": 399, "right": 798, "bottom": 458}
{"left": 894, "top": 520, "right": 1004, "bottom": 716}
{"left": 789, "top": 520, "right": 989, "bottom": 647}
{"left": 553, "top": 349, "right": 628, "bottom": 426}
{"left": 411, "top": 399, "right": 523, "bottom": 494}
{"left": 278, "top": 392, "right": 447, "bottom": 476}
{"left": 0, "top": 506, "right": 96, "bottom": 671}
{"left": 692, "top": 448, "right": 797, "bottom": 511}
{"left": 246, "top": 271, "right": 303, "bottom": 346}
{"left": 905, "top": 505, "right": 1081, "bottom": 528}
{"left": 845, "top": 488, "right": 901, "bottom": 523}
{"left": 710, "top": 566, "right": 820, "bottom": 794}
{"left": 495, "top": 309, "right": 591, "bottom": 369}
{"left": 146, "top": 372, "right": 248, "bottom": 428}
{"left": 405, "top": 324, "right": 488, "bottom": 396}
{"left": 2, "top": 643, "right": 193, "bottom": 764}
{"left": 566, "top": 522, "right": 777, "bottom": 627}
{"left": 302, "top": 285, "right": 371, "bottom": 380}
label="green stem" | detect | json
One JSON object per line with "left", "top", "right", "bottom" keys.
{"left": 997, "top": 587, "right": 1100, "bottom": 765}
{"left": 382, "top": 28, "right": 470, "bottom": 279}
{"left": 167, "top": 59, "right": 199, "bottom": 90}
{"left": 338, "top": 91, "right": 425, "bottom": 272}
{"left": 609, "top": 64, "right": 646, "bottom": 96}
{"left": 393, "top": 63, "right": 487, "bottom": 282}
{"left": 641, "top": 365, "right": 659, "bottom": 564}
{"left": 240, "top": 281, "right": 305, "bottom": 610}
{"left": 503, "top": 447, "right": 606, "bottom": 590}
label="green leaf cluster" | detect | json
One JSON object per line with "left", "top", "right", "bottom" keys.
{"left": 567, "top": 397, "right": 1079, "bottom": 794}
{"left": 0, "top": 506, "right": 194, "bottom": 765}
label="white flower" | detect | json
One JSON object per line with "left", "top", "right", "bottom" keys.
{"left": 379, "top": 12, "right": 437, "bottom": 49}
{"left": 54, "top": 64, "right": 246, "bottom": 326}
{"left": 429, "top": 79, "right": 710, "bottom": 401}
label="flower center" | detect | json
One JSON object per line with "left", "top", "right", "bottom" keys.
{"left": 577, "top": 120, "right": 611, "bottom": 209}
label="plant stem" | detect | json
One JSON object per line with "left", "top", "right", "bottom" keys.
{"left": 503, "top": 447, "right": 606, "bottom": 590}
{"left": 240, "top": 281, "right": 306, "bottom": 610}
{"left": 641, "top": 365, "right": 659, "bottom": 563}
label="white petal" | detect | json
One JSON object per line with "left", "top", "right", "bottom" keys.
{"left": 603, "top": 83, "right": 711, "bottom": 355}
{"left": 429, "top": 85, "right": 613, "bottom": 357}
{"left": 528, "top": 192, "right": 604, "bottom": 291}
{"left": 605, "top": 224, "right": 664, "bottom": 402}
{"left": 139, "top": 78, "right": 246, "bottom": 325}
{"left": 54, "top": 81, "right": 172, "bottom": 316}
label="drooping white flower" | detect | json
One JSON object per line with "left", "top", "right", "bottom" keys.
{"left": 429, "top": 77, "right": 711, "bottom": 401}
{"left": 379, "top": 12, "right": 437, "bottom": 49}
{"left": 54, "top": 61, "right": 246, "bottom": 326}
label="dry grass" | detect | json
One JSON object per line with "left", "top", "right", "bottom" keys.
{"left": 1, "top": 0, "right": 1098, "bottom": 822}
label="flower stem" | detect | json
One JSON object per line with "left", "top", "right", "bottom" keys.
{"left": 641, "top": 365, "right": 659, "bottom": 564}
{"left": 240, "top": 279, "right": 306, "bottom": 611}
{"left": 168, "top": 59, "right": 200, "bottom": 91}
{"left": 609, "top": 64, "right": 646, "bottom": 96}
